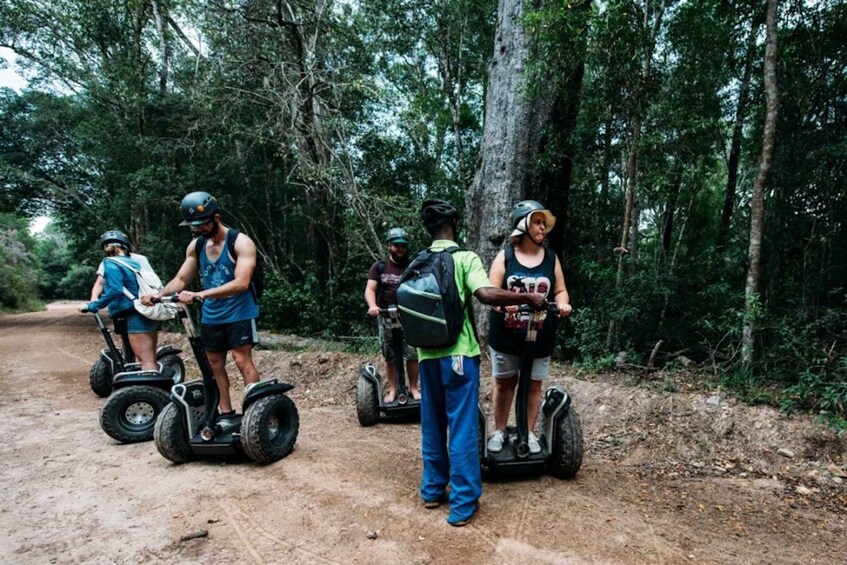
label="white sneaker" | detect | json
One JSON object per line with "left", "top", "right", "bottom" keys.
{"left": 528, "top": 432, "right": 541, "bottom": 454}
{"left": 487, "top": 430, "right": 505, "bottom": 453}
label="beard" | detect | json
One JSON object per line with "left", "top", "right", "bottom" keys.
{"left": 191, "top": 220, "right": 220, "bottom": 238}
{"left": 389, "top": 250, "right": 407, "bottom": 263}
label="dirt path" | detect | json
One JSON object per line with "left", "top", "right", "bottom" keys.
{"left": 1, "top": 304, "right": 845, "bottom": 564}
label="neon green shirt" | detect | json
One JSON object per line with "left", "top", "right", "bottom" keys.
{"left": 416, "top": 240, "right": 493, "bottom": 361}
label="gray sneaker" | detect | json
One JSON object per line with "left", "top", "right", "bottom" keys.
{"left": 528, "top": 432, "right": 541, "bottom": 454}
{"left": 487, "top": 430, "right": 505, "bottom": 453}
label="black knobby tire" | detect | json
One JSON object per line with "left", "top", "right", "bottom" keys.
{"left": 548, "top": 407, "right": 584, "bottom": 479}
{"left": 89, "top": 358, "right": 113, "bottom": 397}
{"left": 160, "top": 355, "right": 185, "bottom": 385}
{"left": 100, "top": 385, "right": 169, "bottom": 443}
{"left": 356, "top": 376, "right": 379, "bottom": 427}
{"left": 478, "top": 410, "right": 491, "bottom": 480}
{"left": 153, "top": 402, "right": 194, "bottom": 463}
{"left": 241, "top": 395, "right": 299, "bottom": 464}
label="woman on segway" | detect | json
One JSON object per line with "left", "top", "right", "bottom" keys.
{"left": 486, "top": 200, "right": 573, "bottom": 455}
{"left": 81, "top": 231, "right": 161, "bottom": 371}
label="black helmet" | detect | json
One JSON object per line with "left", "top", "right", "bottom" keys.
{"left": 99, "top": 229, "right": 131, "bottom": 251}
{"left": 509, "top": 200, "right": 546, "bottom": 229}
{"left": 179, "top": 191, "right": 221, "bottom": 226}
{"left": 420, "top": 199, "right": 459, "bottom": 230}
{"left": 385, "top": 227, "right": 409, "bottom": 244}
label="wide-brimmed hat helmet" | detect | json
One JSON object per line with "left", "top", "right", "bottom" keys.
{"left": 179, "top": 191, "right": 221, "bottom": 226}
{"left": 99, "top": 229, "right": 131, "bottom": 251}
{"left": 385, "top": 227, "right": 409, "bottom": 244}
{"left": 509, "top": 200, "right": 556, "bottom": 239}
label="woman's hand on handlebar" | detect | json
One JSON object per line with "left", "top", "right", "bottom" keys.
{"left": 367, "top": 305, "right": 380, "bottom": 317}
{"left": 557, "top": 303, "right": 573, "bottom": 318}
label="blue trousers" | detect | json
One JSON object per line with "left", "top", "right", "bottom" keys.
{"left": 419, "top": 356, "right": 481, "bottom": 523}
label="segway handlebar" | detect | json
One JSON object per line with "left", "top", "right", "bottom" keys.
{"left": 152, "top": 294, "right": 204, "bottom": 305}
{"left": 516, "top": 301, "right": 560, "bottom": 315}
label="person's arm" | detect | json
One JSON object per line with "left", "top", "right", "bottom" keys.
{"left": 140, "top": 240, "right": 198, "bottom": 305}
{"left": 487, "top": 250, "right": 506, "bottom": 313}
{"left": 464, "top": 251, "right": 545, "bottom": 310}
{"left": 552, "top": 256, "right": 572, "bottom": 317}
{"left": 89, "top": 275, "right": 105, "bottom": 302}
{"left": 365, "top": 279, "right": 380, "bottom": 317}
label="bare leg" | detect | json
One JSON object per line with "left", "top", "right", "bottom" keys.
{"left": 206, "top": 350, "right": 233, "bottom": 413}
{"left": 231, "top": 344, "right": 260, "bottom": 386}
{"left": 128, "top": 332, "right": 159, "bottom": 371}
{"left": 492, "top": 375, "right": 518, "bottom": 432}
{"left": 384, "top": 361, "right": 397, "bottom": 403}
{"left": 528, "top": 379, "right": 543, "bottom": 432}
{"left": 407, "top": 360, "right": 420, "bottom": 400}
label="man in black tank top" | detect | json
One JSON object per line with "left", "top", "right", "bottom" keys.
{"left": 486, "top": 200, "right": 573, "bottom": 455}
{"left": 364, "top": 227, "right": 420, "bottom": 402}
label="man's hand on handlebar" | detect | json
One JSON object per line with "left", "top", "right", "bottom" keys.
{"left": 140, "top": 293, "right": 158, "bottom": 307}
{"left": 367, "top": 305, "right": 380, "bottom": 317}
{"left": 524, "top": 293, "right": 547, "bottom": 311}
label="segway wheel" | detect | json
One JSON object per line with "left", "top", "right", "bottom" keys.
{"left": 241, "top": 395, "right": 300, "bottom": 464}
{"left": 99, "top": 385, "right": 169, "bottom": 443}
{"left": 548, "top": 408, "right": 584, "bottom": 479}
{"left": 154, "top": 402, "right": 194, "bottom": 463}
{"left": 356, "top": 377, "right": 379, "bottom": 427}
{"left": 89, "top": 358, "right": 113, "bottom": 398}
{"left": 160, "top": 355, "right": 186, "bottom": 385}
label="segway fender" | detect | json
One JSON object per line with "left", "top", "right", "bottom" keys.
{"left": 112, "top": 370, "right": 176, "bottom": 390}
{"left": 156, "top": 346, "right": 182, "bottom": 359}
{"left": 360, "top": 363, "right": 381, "bottom": 387}
{"left": 542, "top": 387, "right": 571, "bottom": 419}
{"left": 243, "top": 379, "right": 295, "bottom": 411}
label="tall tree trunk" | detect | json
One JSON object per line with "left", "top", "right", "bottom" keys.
{"left": 150, "top": 0, "right": 170, "bottom": 95}
{"left": 607, "top": 0, "right": 666, "bottom": 351}
{"left": 466, "top": 0, "right": 548, "bottom": 268}
{"left": 436, "top": 1, "right": 467, "bottom": 186}
{"left": 742, "top": 0, "right": 779, "bottom": 367}
{"left": 717, "top": 14, "right": 760, "bottom": 252}
{"left": 662, "top": 165, "right": 682, "bottom": 256}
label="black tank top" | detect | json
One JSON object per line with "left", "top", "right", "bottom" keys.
{"left": 488, "top": 245, "right": 557, "bottom": 357}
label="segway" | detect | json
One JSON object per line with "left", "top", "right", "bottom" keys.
{"left": 153, "top": 296, "right": 299, "bottom": 464}
{"left": 357, "top": 305, "right": 420, "bottom": 426}
{"left": 88, "top": 311, "right": 184, "bottom": 397}
{"left": 478, "top": 303, "right": 584, "bottom": 479}
{"left": 81, "top": 311, "right": 186, "bottom": 443}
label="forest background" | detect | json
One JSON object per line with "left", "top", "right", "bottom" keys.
{"left": 1, "top": 0, "right": 845, "bottom": 424}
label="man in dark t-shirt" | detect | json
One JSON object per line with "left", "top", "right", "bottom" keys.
{"left": 364, "top": 227, "right": 420, "bottom": 402}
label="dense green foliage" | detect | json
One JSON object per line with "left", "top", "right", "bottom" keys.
{"left": 1, "top": 0, "right": 845, "bottom": 419}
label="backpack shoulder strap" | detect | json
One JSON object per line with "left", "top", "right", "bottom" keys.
{"left": 193, "top": 236, "right": 206, "bottom": 260}
{"left": 226, "top": 228, "right": 240, "bottom": 259}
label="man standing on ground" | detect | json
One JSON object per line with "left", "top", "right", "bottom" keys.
{"left": 365, "top": 227, "right": 420, "bottom": 402}
{"left": 142, "top": 191, "right": 260, "bottom": 426}
{"left": 414, "top": 199, "right": 545, "bottom": 527}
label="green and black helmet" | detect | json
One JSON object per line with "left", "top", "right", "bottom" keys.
{"left": 99, "top": 229, "right": 131, "bottom": 251}
{"left": 179, "top": 191, "right": 221, "bottom": 226}
{"left": 385, "top": 227, "right": 409, "bottom": 244}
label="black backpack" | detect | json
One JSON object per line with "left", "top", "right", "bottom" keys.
{"left": 397, "top": 247, "right": 470, "bottom": 348}
{"left": 194, "top": 228, "right": 264, "bottom": 303}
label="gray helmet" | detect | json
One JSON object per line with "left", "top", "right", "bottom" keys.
{"left": 509, "top": 200, "right": 546, "bottom": 229}
{"left": 420, "top": 199, "right": 459, "bottom": 230}
{"left": 385, "top": 227, "right": 409, "bottom": 244}
{"left": 99, "top": 229, "right": 131, "bottom": 251}
{"left": 179, "top": 191, "right": 221, "bottom": 226}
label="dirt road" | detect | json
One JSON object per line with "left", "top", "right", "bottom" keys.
{"left": 1, "top": 304, "right": 845, "bottom": 564}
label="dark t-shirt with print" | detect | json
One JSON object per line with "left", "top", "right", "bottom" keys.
{"left": 367, "top": 257, "right": 411, "bottom": 308}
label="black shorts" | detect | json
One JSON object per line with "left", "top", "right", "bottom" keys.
{"left": 200, "top": 319, "right": 259, "bottom": 352}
